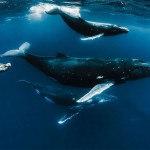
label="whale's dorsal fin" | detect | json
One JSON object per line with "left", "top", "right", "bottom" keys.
{"left": 56, "top": 53, "right": 68, "bottom": 58}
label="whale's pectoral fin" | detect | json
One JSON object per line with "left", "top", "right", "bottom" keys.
{"left": 58, "top": 105, "right": 84, "bottom": 124}
{"left": 58, "top": 81, "right": 114, "bottom": 124}
{"left": 77, "top": 81, "right": 114, "bottom": 103}
{"left": 80, "top": 33, "right": 104, "bottom": 41}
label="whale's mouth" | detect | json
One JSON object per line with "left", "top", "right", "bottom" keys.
{"left": 138, "top": 62, "right": 150, "bottom": 68}
{"left": 130, "top": 61, "right": 150, "bottom": 79}
{"left": 119, "top": 27, "right": 129, "bottom": 32}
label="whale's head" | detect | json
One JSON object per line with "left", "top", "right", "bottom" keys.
{"left": 129, "top": 59, "right": 150, "bottom": 80}
{"left": 105, "top": 25, "right": 129, "bottom": 35}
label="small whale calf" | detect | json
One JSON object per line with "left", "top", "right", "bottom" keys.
{"left": 45, "top": 4, "right": 129, "bottom": 40}
{"left": 1, "top": 42, "right": 150, "bottom": 104}
{"left": 0, "top": 63, "right": 11, "bottom": 72}
{"left": 20, "top": 80, "right": 115, "bottom": 124}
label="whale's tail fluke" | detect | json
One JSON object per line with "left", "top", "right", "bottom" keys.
{"left": 45, "top": 5, "right": 60, "bottom": 15}
{"left": 0, "top": 42, "right": 30, "bottom": 58}
{"left": 45, "top": 4, "right": 81, "bottom": 18}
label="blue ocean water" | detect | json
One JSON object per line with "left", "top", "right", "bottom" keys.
{"left": 0, "top": 0, "right": 150, "bottom": 149}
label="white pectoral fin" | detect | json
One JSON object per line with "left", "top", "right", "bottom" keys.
{"left": 81, "top": 33, "right": 104, "bottom": 41}
{"left": 58, "top": 106, "right": 83, "bottom": 124}
{"left": 58, "top": 81, "right": 114, "bottom": 124}
{"left": 77, "top": 81, "right": 114, "bottom": 103}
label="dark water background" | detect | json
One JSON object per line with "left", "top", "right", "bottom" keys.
{"left": 0, "top": 0, "right": 150, "bottom": 149}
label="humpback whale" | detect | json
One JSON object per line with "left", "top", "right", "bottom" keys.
{"left": 45, "top": 4, "right": 129, "bottom": 40}
{"left": 1, "top": 42, "right": 150, "bottom": 103}
{"left": 0, "top": 42, "right": 115, "bottom": 104}
{"left": 0, "top": 63, "right": 11, "bottom": 72}
{"left": 20, "top": 80, "right": 115, "bottom": 124}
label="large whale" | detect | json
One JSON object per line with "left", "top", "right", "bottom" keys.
{"left": 1, "top": 42, "right": 150, "bottom": 103}
{"left": 20, "top": 80, "right": 115, "bottom": 124}
{"left": 45, "top": 4, "right": 129, "bottom": 40}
